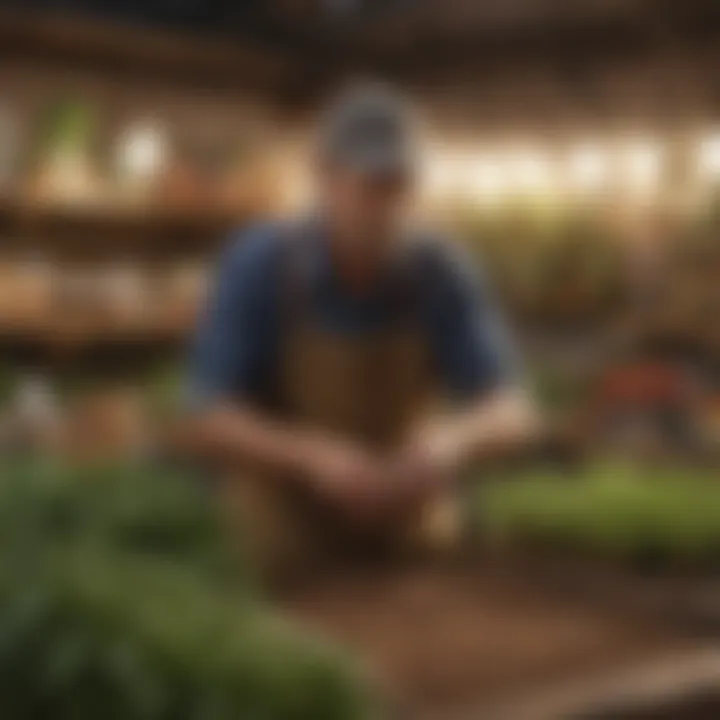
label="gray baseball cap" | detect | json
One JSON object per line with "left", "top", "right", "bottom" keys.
{"left": 317, "top": 83, "right": 419, "bottom": 179}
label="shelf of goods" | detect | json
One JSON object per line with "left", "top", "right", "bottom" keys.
{"left": 0, "top": 255, "right": 209, "bottom": 354}
{"left": 0, "top": 195, "right": 259, "bottom": 258}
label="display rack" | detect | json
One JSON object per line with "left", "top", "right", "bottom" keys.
{"left": 0, "top": 9, "right": 285, "bottom": 365}
{"left": 0, "top": 194, "right": 257, "bottom": 259}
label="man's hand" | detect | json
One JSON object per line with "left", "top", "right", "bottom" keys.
{"left": 386, "top": 390, "right": 538, "bottom": 508}
{"left": 385, "top": 424, "right": 461, "bottom": 508}
{"left": 298, "top": 425, "right": 464, "bottom": 524}
{"left": 298, "top": 435, "right": 390, "bottom": 523}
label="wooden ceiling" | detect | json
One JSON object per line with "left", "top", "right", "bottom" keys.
{"left": 2, "top": 0, "right": 720, "bottom": 125}
{"left": 7, "top": 0, "right": 720, "bottom": 67}
{"left": 267, "top": 0, "right": 720, "bottom": 127}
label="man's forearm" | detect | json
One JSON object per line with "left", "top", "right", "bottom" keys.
{"left": 417, "top": 388, "right": 539, "bottom": 471}
{"left": 179, "top": 403, "right": 318, "bottom": 476}
{"left": 457, "top": 388, "right": 538, "bottom": 463}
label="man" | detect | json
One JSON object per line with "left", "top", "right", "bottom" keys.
{"left": 186, "top": 85, "right": 536, "bottom": 571}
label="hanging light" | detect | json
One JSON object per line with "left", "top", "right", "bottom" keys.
{"left": 116, "top": 121, "right": 168, "bottom": 181}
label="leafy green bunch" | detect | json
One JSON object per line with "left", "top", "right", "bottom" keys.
{"left": 0, "top": 458, "right": 371, "bottom": 720}
{"left": 479, "top": 462, "right": 720, "bottom": 567}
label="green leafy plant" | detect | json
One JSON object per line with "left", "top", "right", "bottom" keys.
{"left": 477, "top": 462, "right": 720, "bottom": 566}
{"left": 0, "top": 458, "right": 372, "bottom": 720}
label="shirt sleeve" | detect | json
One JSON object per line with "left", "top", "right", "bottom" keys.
{"left": 427, "top": 241, "right": 521, "bottom": 402}
{"left": 186, "top": 225, "right": 280, "bottom": 409}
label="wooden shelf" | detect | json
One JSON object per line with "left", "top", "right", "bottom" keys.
{"left": 0, "top": 322, "right": 190, "bottom": 351}
{"left": 0, "top": 195, "right": 255, "bottom": 229}
{"left": 0, "top": 195, "right": 262, "bottom": 257}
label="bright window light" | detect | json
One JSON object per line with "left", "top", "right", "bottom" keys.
{"left": 506, "top": 152, "right": 552, "bottom": 193}
{"left": 567, "top": 145, "right": 608, "bottom": 191}
{"left": 424, "top": 152, "right": 462, "bottom": 198}
{"left": 698, "top": 133, "right": 720, "bottom": 178}
{"left": 619, "top": 141, "right": 663, "bottom": 194}
{"left": 466, "top": 157, "right": 509, "bottom": 201}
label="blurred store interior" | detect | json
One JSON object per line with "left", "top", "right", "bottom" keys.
{"left": 3, "top": 3, "right": 720, "bottom": 718}
{"left": 2, "top": 0, "right": 720, "bottom": 460}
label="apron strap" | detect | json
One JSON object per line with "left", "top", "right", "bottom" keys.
{"left": 389, "top": 238, "right": 432, "bottom": 325}
{"left": 278, "top": 218, "right": 319, "bottom": 326}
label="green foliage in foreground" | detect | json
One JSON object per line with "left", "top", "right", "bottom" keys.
{"left": 0, "top": 458, "right": 372, "bottom": 720}
{"left": 0, "top": 458, "right": 244, "bottom": 581}
{"left": 0, "top": 550, "right": 369, "bottom": 720}
{"left": 477, "top": 463, "right": 720, "bottom": 566}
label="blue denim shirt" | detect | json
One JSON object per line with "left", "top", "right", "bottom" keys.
{"left": 189, "top": 220, "right": 519, "bottom": 408}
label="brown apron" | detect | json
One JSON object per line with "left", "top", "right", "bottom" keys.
{"left": 222, "top": 231, "right": 457, "bottom": 574}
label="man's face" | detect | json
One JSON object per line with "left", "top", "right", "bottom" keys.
{"left": 320, "top": 165, "right": 412, "bottom": 254}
